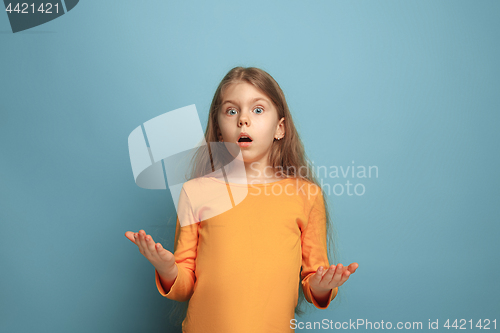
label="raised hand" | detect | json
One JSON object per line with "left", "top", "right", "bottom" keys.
{"left": 309, "top": 262, "right": 359, "bottom": 294}
{"left": 124, "top": 230, "right": 177, "bottom": 277}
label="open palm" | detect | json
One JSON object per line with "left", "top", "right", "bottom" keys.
{"left": 309, "top": 262, "right": 359, "bottom": 293}
{"left": 124, "top": 229, "right": 176, "bottom": 274}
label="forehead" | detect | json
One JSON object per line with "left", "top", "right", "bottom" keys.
{"left": 221, "top": 82, "right": 272, "bottom": 106}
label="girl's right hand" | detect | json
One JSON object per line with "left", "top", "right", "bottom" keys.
{"left": 124, "top": 230, "right": 176, "bottom": 276}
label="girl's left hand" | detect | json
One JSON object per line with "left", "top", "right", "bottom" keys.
{"left": 309, "top": 262, "right": 359, "bottom": 293}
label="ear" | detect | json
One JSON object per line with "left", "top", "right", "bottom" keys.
{"left": 275, "top": 117, "right": 285, "bottom": 138}
{"left": 216, "top": 127, "right": 223, "bottom": 142}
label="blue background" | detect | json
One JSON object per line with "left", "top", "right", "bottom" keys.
{"left": 1, "top": 0, "right": 499, "bottom": 332}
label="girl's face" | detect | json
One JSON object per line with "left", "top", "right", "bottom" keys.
{"left": 217, "top": 81, "right": 285, "bottom": 166}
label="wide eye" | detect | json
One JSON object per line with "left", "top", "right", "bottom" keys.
{"left": 226, "top": 108, "right": 237, "bottom": 115}
{"left": 253, "top": 107, "right": 264, "bottom": 114}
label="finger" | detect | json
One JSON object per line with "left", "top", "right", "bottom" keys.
{"left": 137, "top": 230, "right": 147, "bottom": 254}
{"left": 145, "top": 234, "right": 159, "bottom": 258}
{"left": 133, "top": 232, "right": 140, "bottom": 249}
{"left": 124, "top": 231, "right": 136, "bottom": 244}
{"left": 347, "top": 262, "right": 359, "bottom": 274}
{"left": 313, "top": 266, "right": 326, "bottom": 283}
{"left": 331, "top": 263, "right": 344, "bottom": 285}
{"left": 141, "top": 231, "right": 152, "bottom": 256}
{"left": 320, "top": 265, "right": 336, "bottom": 284}
{"left": 338, "top": 269, "right": 351, "bottom": 286}
{"left": 156, "top": 242, "right": 166, "bottom": 256}
{"left": 156, "top": 243, "right": 174, "bottom": 262}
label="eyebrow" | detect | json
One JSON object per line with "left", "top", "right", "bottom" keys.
{"left": 221, "top": 97, "right": 270, "bottom": 107}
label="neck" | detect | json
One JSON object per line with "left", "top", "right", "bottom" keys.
{"left": 216, "top": 152, "right": 282, "bottom": 183}
{"left": 243, "top": 160, "right": 280, "bottom": 181}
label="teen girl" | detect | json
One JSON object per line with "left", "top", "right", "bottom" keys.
{"left": 125, "top": 66, "right": 358, "bottom": 332}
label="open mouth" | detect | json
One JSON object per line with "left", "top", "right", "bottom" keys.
{"left": 238, "top": 137, "right": 253, "bottom": 143}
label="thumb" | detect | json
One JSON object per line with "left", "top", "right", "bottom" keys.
{"left": 156, "top": 243, "right": 174, "bottom": 260}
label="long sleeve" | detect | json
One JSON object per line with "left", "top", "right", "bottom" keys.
{"left": 155, "top": 187, "right": 199, "bottom": 302}
{"left": 300, "top": 188, "right": 338, "bottom": 309}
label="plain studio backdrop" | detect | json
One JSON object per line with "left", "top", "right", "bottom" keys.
{"left": 1, "top": 1, "right": 499, "bottom": 332}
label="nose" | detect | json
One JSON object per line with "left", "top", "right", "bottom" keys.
{"left": 238, "top": 114, "right": 250, "bottom": 127}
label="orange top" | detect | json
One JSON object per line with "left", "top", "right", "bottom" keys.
{"left": 155, "top": 176, "right": 338, "bottom": 333}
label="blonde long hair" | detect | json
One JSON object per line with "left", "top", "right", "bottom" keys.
{"left": 167, "top": 66, "right": 339, "bottom": 326}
